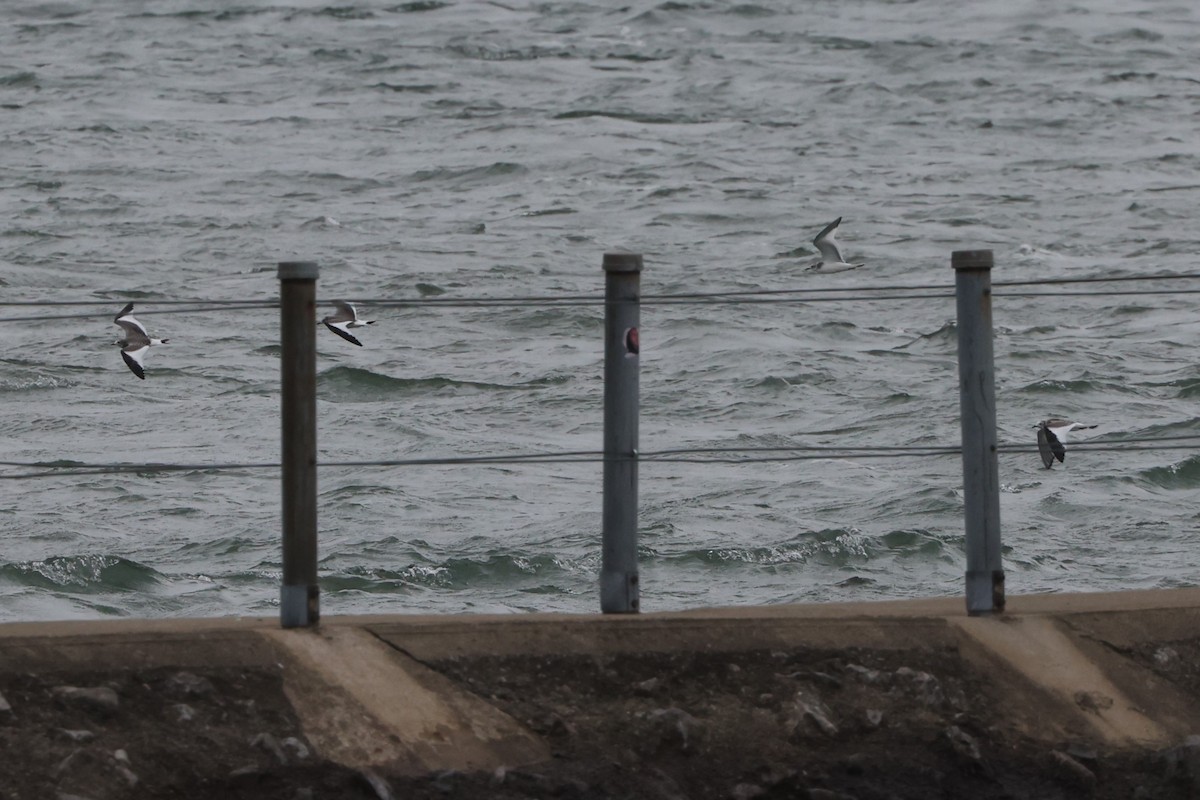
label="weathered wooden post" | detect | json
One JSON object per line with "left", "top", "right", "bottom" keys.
{"left": 601, "top": 251, "right": 642, "bottom": 613}
{"left": 953, "top": 249, "right": 1004, "bottom": 615}
{"left": 278, "top": 261, "right": 320, "bottom": 628}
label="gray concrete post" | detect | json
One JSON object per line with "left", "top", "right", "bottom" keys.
{"left": 278, "top": 261, "right": 320, "bottom": 628}
{"left": 952, "top": 249, "right": 1005, "bottom": 616}
{"left": 600, "top": 251, "right": 642, "bottom": 613}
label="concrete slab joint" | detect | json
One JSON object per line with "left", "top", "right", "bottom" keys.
{"left": 951, "top": 615, "right": 1171, "bottom": 747}
{"left": 260, "top": 625, "right": 550, "bottom": 774}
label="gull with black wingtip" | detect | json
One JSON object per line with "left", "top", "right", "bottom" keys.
{"left": 113, "top": 302, "right": 168, "bottom": 380}
{"left": 322, "top": 301, "right": 375, "bottom": 347}
{"left": 806, "top": 216, "right": 865, "bottom": 273}
{"left": 1035, "top": 418, "right": 1098, "bottom": 469}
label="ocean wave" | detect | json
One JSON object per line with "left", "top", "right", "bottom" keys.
{"left": 674, "top": 529, "right": 866, "bottom": 567}
{"left": 896, "top": 322, "right": 956, "bottom": 351}
{"left": 669, "top": 527, "right": 956, "bottom": 570}
{"left": 410, "top": 162, "right": 528, "bottom": 184}
{"left": 369, "top": 81, "right": 441, "bottom": 94}
{"left": 392, "top": 1, "right": 451, "bottom": 10}
{"left": 1014, "top": 375, "right": 1145, "bottom": 395}
{"left": 749, "top": 373, "right": 832, "bottom": 391}
{"left": 322, "top": 564, "right": 452, "bottom": 592}
{"left": 1125, "top": 419, "right": 1200, "bottom": 439}
{"left": 727, "top": 4, "right": 776, "bottom": 17}
{"left": 0, "top": 370, "right": 75, "bottom": 392}
{"left": 317, "top": 365, "right": 567, "bottom": 402}
{"left": 0, "top": 555, "right": 161, "bottom": 592}
{"left": 1, "top": 227, "right": 70, "bottom": 240}
{"left": 877, "top": 529, "right": 954, "bottom": 557}
{"left": 0, "top": 71, "right": 37, "bottom": 87}
{"left": 499, "top": 306, "right": 599, "bottom": 332}
{"left": 126, "top": 8, "right": 271, "bottom": 21}
{"left": 322, "top": 550, "right": 586, "bottom": 594}
{"left": 444, "top": 39, "right": 573, "bottom": 61}
{"left": 1137, "top": 457, "right": 1200, "bottom": 490}
{"left": 1164, "top": 379, "right": 1200, "bottom": 399}
{"left": 555, "top": 109, "right": 705, "bottom": 124}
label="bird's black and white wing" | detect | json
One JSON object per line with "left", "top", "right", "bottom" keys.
{"left": 812, "top": 217, "right": 846, "bottom": 264}
{"left": 329, "top": 301, "right": 358, "bottom": 324}
{"left": 323, "top": 319, "right": 363, "bottom": 346}
{"left": 121, "top": 346, "right": 148, "bottom": 379}
{"left": 1037, "top": 425, "right": 1066, "bottom": 467}
{"left": 115, "top": 303, "right": 149, "bottom": 339}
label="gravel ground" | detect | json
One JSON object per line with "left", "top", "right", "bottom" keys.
{"left": 3, "top": 641, "right": 1199, "bottom": 799}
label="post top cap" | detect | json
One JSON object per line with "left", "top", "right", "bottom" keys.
{"left": 603, "top": 251, "right": 644, "bottom": 273}
{"left": 951, "top": 250, "right": 994, "bottom": 270}
{"left": 278, "top": 261, "right": 319, "bottom": 281}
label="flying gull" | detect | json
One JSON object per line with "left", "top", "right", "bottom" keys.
{"left": 113, "top": 302, "right": 168, "bottom": 380}
{"left": 806, "top": 216, "right": 864, "bottom": 273}
{"left": 1035, "top": 418, "right": 1098, "bottom": 469}
{"left": 322, "top": 301, "right": 375, "bottom": 347}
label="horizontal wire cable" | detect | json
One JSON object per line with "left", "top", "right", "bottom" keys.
{"left": 997, "top": 443, "right": 1200, "bottom": 455}
{"left": 641, "top": 271, "right": 1200, "bottom": 302}
{"left": 322, "top": 451, "right": 606, "bottom": 467}
{"left": 637, "top": 434, "right": 1200, "bottom": 460}
{"left": 645, "top": 292, "right": 954, "bottom": 305}
{"left": 0, "top": 449, "right": 605, "bottom": 470}
{"left": 639, "top": 444, "right": 963, "bottom": 456}
{"left": 353, "top": 294, "right": 600, "bottom": 307}
{"left": 645, "top": 285, "right": 946, "bottom": 299}
{"left": 641, "top": 451, "right": 960, "bottom": 463}
{"left": 994, "top": 272, "right": 1200, "bottom": 287}
{"left": 5, "top": 436, "right": 1199, "bottom": 479}
{"left": 10, "top": 285, "right": 1200, "bottom": 323}
{"left": 0, "top": 304, "right": 279, "bottom": 324}
{"left": 994, "top": 288, "right": 1200, "bottom": 298}
{"left": 997, "top": 433, "right": 1200, "bottom": 451}
{"left": 6, "top": 271, "right": 1200, "bottom": 309}
{"left": 0, "top": 450, "right": 607, "bottom": 480}
{"left": 1039, "top": 433, "right": 1200, "bottom": 445}
{"left": 0, "top": 299, "right": 279, "bottom": 307}
{"left": 5, "top": 269, "right": 1200, "bottom": 321}
{"left": 0, "top": 463, "right": 281, "bottom": 479}
{"left": 0, "top": 294, "right": 955, "bottom": 323}
{"left": 330, "top": 293, "right": 955, "bottom": 307}
{"left": 644, "top": 442, "right": 1200, "bottom": 462}
{"left": 331, "top": 293, "right": 952, "bottom": 307}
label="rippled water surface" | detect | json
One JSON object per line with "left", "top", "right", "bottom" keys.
{"left": 3, "top": 0, "right": 1200, "bottom": 620}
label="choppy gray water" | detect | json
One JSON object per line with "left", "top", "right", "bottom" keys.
{"left": 3, "top": 0, "right": 1200, "bottom": 621}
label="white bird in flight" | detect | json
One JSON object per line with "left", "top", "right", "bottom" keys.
{"left": 1035, "top": 418, "right": 1098, "bottom": 469}
{"left": 322, "top": 301, "right": 375, "bottom": 347}
{"left": 113, "top": 302, "right": 169, "bottom": 380}
{"left": 806, "top": 216, "right": 864, "bottom": 273}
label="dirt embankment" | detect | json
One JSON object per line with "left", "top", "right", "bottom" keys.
{"left": 3, "top": 638, "right": 1200, "bottom": 798}
{"left": 7, "top": 593, "right": 1200, "bottom": 799}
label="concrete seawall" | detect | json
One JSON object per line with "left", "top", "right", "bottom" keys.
{"left": 6, "top": 588, "right": 1200, "bottom": 798}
